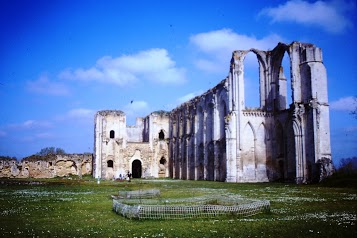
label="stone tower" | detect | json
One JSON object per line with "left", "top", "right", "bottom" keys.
{"left": 94, "top": 110, "right": 170, "bottom": 180}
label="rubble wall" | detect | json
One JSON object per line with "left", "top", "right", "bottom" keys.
{"left": 0, "top": 154, "right": 93, "bottom": 178}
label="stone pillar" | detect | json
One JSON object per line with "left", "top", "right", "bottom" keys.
{"left": 203, "top": 109, "right": 207, "bottom": 180}
{"left": 278, "top": 66, "right": 287, "bottom": 110}
{"left": 299, "top": 44, "right": 332, "bottom": 181}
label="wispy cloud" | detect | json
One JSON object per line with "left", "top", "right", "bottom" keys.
{"left": 190, "top": 29, "right": 284, "bottom": 72}
{"left": 124, "top": 100, "right": 150, "bottom": 118}
{"left": 55, "top": 108, "right": 96, "bottom": 126}
{"left": 258, "top": 0, "right": 353, "bottom": 34}
{"left": 176, "top": 91, "right": 204, "bottom": 105}
{"left": 8, "top": 120, "right": 53, "bottom": 130}
{"left": 22, "top": 132, "right": 55, "bottom": 142}
{"left": 59, "top": 48, "right": 186, "bottom": 86}
{"left": 66, "top": 108, "right": 95, "bottom": 120}
{"left": 330, "top": 96, "right": 357, "bottom": 111}
{"left": 27, "top": 74, "right": 70, "bottom": 96}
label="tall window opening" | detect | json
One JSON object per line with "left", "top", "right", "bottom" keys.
{"left": 244, "top": 52, "right": 260, "bottom": 109}
{"left": 159, "top": 130, "right": 165, "bottom": 140}
{"left": 110, "top": 130, "right": 115, "bottom": 139}
{"left": 107, "top": 160, "right": 113, "bottom": 168}
{"left": 282, "top": 52, "right": 292, "bottom": 108}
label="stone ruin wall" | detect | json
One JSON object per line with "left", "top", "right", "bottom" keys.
{"left": 169, "top": 42, "right": 334, "bottom": 184}
{"left": 0, "top": 42, "right": 334, "bottom": 184}
{"left": 0, "top": 154, "right": 92, "bottom": 179}
{"left": 169, "top": 79, "right": 228, "bottom": 181}
{"left": 94, "top": 110, "right": 170, "bottom": 180}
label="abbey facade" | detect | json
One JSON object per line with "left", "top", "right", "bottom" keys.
{"left": 94, "top": 42, "right": 334, "bottom": 184}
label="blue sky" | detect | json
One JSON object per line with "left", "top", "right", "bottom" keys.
{"left": 0, "top": 0, "right": 356, "bottom": 167}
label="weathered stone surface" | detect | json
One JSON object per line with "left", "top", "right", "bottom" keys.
{"left": 1, "top": 42, "right": 332, "bottom": 184}
{"left": 93, "top": 42, "right": 333, "bottom": 184}
{"left": 94, "top": 111, "right": 170, "bottom": 179}
{"left": 0, "top": 154, "right": 92, "bottom": 178}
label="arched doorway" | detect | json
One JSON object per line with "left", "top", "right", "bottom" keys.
{"left": 132, "top": 160, "right": 142, "bottom": 178}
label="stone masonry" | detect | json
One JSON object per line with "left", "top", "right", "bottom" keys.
{"left": 0, "top": 154, "right": 92, "bottom": 178}
{"left": 0, "top": 41, "right": 333, "bottom": 183}
{"left": 94, "top": 42, "right": 334, "bottom": 184}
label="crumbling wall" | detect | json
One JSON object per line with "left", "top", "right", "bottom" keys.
{"left": 94, "top": 110, "right": 170, "bottom": 180}
{"left": 0, "top": 154, "right": 93, "bottom": 178}
{"left": 169, "top": 79, "right": 228, "bottom": 181}
{"left": 168, "top": 41, "right": 333, "bottom": 184}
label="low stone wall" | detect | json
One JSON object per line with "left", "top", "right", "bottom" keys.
{"left": 0, "top": 154, "right": 93, "bottom": 178}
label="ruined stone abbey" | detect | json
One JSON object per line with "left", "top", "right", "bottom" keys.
{"left": 0, "top": 42, "right": 333, "bottom": 183}
{"left": 94, "top": 42, "right": 334, "bottom": 184}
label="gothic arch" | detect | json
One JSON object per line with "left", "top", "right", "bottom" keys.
{"left": 242, "top": 122, "right": 256, "bottom": 180}
{"left": 292, "top": 119, "right": 306, "bottom": 183}
{"left": 256, "top": 123, "right": 268, "bottom": 181}
{"left": 249, "top": 48, "right": 268, "bottom": 73}
{"left": 218, "top": 99, "right": 228, "bottom": 140}
{"left": 285, "top": 119, "right": 297, "bottom": 182}
{"left": 271, "top": 43, "right": 293, "bottom": 111}
{"left": 256, "top": 123, "right": 267, "bottom": 163}
{"left": 243, "top": 51, "right": 261, "bottom": 108}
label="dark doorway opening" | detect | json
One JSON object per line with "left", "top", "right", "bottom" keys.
{"left": 159, "top": 130, "right": 165, "bottom": 140}
{"left": 107, "top": 160, "right": 113, "bottom": 168}
{"left": 110, "top": 130, "right": 115, "bottom": 139}
{"left": 160, "top": 157, "right": 166, "bottom": 165}
{"left": 132, "top": 160, "right": 142, "bottom": 178}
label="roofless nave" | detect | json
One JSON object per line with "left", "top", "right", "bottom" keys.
{"left": 94, "top": 42, "right": 334, "bottom": 184}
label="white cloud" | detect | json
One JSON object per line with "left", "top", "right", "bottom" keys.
{"left": 330, "top": 96, "right": 357, "bottom": 111}
{"left": 258, "top": 0, "right": 353, "bottom": 34}
{"left": 122, "top": 100, "right": 151, "bottom": 125}
{"left": 190, "top": 29, "right": 284, "bottom": 72}
{"left": 66, "top": 108, "right": 95, "bottom": 120}
{"left": 27, "top": 74, "right": 70, "bottom": 96}
{"left": 176, "top": 91, "right": 204, "bottom": 105}
{"left": 124, "top": 100, "right": 150, "bottom": 117}
{"left": 21, "top": 132, "right": 55, "bottom": 142}
{"left": 59, "top": 49, "right": 186, "bottom": 85}
{"left": 34, "top": 132, "right": 55, "bottom": 139}
{"left": 8, "top": 120, "right": 53, "bottom": 130}
{"left": 55, "top": 108, "right": 96, "bottom": 126}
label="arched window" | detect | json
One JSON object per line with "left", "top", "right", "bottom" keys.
{"left": 159, "top": 130, "right": 165, "bottom": 140}
{"left": 244, "top": 52, "right": 260, "bottom": 109}
{"left": 110, "top": 130, "right": 115, "bottom": 139}
{"left": 107, "top": 160, "right": 113, "bottom": 168}
{"left": 160, "top": 157, "right": 167, "bottom": 165}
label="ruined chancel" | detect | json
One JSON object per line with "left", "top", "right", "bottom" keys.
{"left": 94, "top": 42, "right": 334, "bottom": 184}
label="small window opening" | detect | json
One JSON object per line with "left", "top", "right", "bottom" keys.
{"left": 110, "top": 130, "right": 115, "bottom": 139}
{"left": 159, "top": 130, "right": 165, "bottom": 140}
{"left": 107, "top": 160, "right": 113, "bottom": 168}
{"left": 160, "top": 157, "right": 167, "bottom": 165}
{"left": 49, "top": 162, "right": 53, "bottom": 166}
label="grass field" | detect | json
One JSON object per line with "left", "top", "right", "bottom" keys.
{"left": 0, "top": 176, "right": 356, "bottom": 238}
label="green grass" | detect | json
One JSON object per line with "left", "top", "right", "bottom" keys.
{"left": 0, "top": 176, "right": 356, "bottom": 238}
